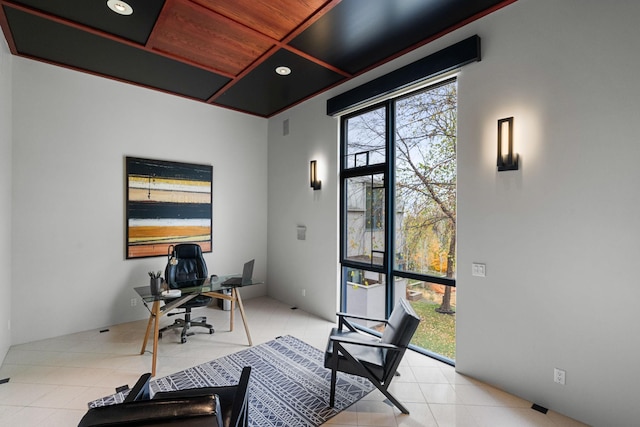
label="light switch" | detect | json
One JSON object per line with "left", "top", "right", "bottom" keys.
{"left": 472, "top": 263, "right": 486, "bottom": 277}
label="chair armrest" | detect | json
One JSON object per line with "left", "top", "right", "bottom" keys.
{"left": 329, "top": 334, "right": 401, "bottom": 351}
{"left": 336, "top": 312, "right": 389, "bottom": 324}
{"left": 336, "top": 312, "right": 389, "bottom": 333}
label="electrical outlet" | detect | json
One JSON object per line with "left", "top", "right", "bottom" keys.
{"left": 553, "top": 368, "right": 566, "bottom": 385}
{"left": 130, "top": 298, "right": 137, "bottom": 307}
{"left": 7, "top": 320, "right": 10, "bottom": 331}
{"left": 302, "top": 289, "right": 306, "bottom": 297}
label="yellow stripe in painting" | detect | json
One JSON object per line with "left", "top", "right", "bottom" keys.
{"left": 128, "top": 188, "right": 211, "bottom": 204}
{"left": 129, "top": 225, "right": 210, "bottom": 240}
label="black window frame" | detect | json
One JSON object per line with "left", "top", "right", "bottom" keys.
{"left": 339, "top": 79, "right": 457, "bottom": 319}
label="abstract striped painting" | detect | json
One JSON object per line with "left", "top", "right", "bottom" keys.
{"left": 126, "top": 157, "right": 212, "bottom": 259}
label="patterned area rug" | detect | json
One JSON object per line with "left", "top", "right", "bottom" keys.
{"left": 90, "top": 335, "right": 374, "bottom": 427}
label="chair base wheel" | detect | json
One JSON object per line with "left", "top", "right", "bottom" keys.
{"left": 158, "top": 311, "right": 214, "bottom": 343}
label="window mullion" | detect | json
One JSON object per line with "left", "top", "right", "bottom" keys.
{"left": 385, "top": 101, "right": 395, "bottom": 317}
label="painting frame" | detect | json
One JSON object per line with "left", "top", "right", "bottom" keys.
{"left": 125, "top": 156, "right": 212, "bottom": 259}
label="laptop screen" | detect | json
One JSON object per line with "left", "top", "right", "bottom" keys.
{"left": 241, "top": 259, "right": 254, "bottom": 284}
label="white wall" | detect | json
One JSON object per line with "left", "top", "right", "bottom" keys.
{"left": 11, "top": 59, "right": 268, "bottom": 345}
{"left": 0, "top": 34, "right": 12, "bottom": 361}
{"left": 266, "top": 102, "right": 339, "bottom": 320}
{"left": 456, "top": 2, "right": 640, "bottom": 426}
{"left": 267, "top": 1, "right": 640, "bottom": 425}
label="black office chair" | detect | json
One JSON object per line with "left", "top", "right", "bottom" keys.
{"left": 324, "top": 299, "right": 420, "bottom": 414}
{"left": 160, "top": 244, "right": 214, "bottom": 344}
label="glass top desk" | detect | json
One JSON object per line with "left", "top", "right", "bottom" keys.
{"left": 134, "top": 275, "right": 262, "bottom": 376}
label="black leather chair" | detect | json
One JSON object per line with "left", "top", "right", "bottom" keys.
{"left": 154, "top": 366, "right": 252, "bottom": 427}
{"left": 324, "top": 299, "right": 420, "bottom": 414}
{"left": 160, "top": 244, "right": 214, "bottom": 343}
{"left": 78, "top": 372, "right": 227, "bottom": 427}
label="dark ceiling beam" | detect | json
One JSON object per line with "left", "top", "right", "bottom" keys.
{"left": 282, "top": 44, "right": 351, "bottom": 77}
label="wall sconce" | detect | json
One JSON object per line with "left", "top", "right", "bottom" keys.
{"left": 310, "top": 160, "right": 321, "bottom": 190}
{"left": 497, "top": 117, "right": 519, "bottom": 171}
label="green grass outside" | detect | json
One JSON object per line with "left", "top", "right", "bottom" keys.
{"left": 409, "top": 300, "right": 456, "bottom": 360}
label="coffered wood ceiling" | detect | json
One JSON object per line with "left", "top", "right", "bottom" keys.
{"left": 0, "top": 0, "right": 514, "bottom": 117}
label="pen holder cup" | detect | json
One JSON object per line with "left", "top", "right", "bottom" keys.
{"left": 150, "top": 278, "right": 163, "bottom": 296}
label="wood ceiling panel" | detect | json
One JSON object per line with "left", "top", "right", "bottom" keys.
{"left": 149, "top": 0, "right": 274, "bottom": 76}
{"left": 192, "top": 0, "right": 327, "bottom": 40}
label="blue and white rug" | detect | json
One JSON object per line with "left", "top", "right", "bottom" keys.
{"left": 90, "top": 335, "right": 374, "bottom": 427}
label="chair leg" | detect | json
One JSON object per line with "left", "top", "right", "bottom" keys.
{"left": 379, "top": 386, "right": 409, "bottom": 414}
{"left": 329, "top": 368, "right": 337, "bottom": 408}
{"left": 330, "top": 341, "right": 410, "bottom": 414}
{"left": 160, "top": 308, "right": 214, "bottom": 344}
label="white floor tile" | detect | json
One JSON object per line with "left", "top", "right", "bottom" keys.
{"left": 0, "top": 296, "right": 588, "bottom": 427}
{"left": 419, "top": 383, "right": 461, "bottom": 404}
{"left": 429, "top": 403, "right": 479, "bottom": 427}
{"left": 355, "top": 399, "right": 398, "bottom": 426}
{"left": 394, "top": 402, "right": 437, "bottom": 427}
{"left": 387, "top": 381, "right": 427, "bottom": 404}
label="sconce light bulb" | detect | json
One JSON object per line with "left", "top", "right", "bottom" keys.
{"left": 310, "top": 160, "right": 321, "bottom": 190}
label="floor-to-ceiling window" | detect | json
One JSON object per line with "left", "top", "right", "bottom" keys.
{"left": 340, "top": 78, "right": 457, "bottom": 363}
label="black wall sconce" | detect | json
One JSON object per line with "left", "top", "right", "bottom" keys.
{"left": 310, "top": 160, "right": 321, "bottom": 190}
{"left": 497, "top": 117, "right": 519, "bottom": 171}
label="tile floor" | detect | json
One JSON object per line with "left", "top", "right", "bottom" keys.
{"left": 0, "top": 296, "right": 587, "bottom": 426}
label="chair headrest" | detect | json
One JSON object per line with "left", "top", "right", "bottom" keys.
{"left": 174, "top": 244, "right": 203, "bottom": 259}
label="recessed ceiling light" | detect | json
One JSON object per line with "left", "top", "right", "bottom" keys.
{"left": 107, "top": 0, "right": 133, "bottom": 16}
{"left": 275, "top": 66, "right": 291, "bottom": 76}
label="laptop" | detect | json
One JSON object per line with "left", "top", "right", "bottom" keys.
{"left": 222, "top": 259, "right": 254, "bottom": 286}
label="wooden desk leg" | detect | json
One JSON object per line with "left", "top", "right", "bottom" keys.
{"left": 140, "top": 301, "right": 160, "bottom": 377}
{"left": 229, "top": 295, "right": 235, "bottom": 332}
{"left": 233, "top": 288, "right": 253, "bottom": 346}
{"left": 140, "top": 304, "right": 155, "bottom": 355}
{"left": 151, "top": 301, "right": 160, "bottom": 377}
